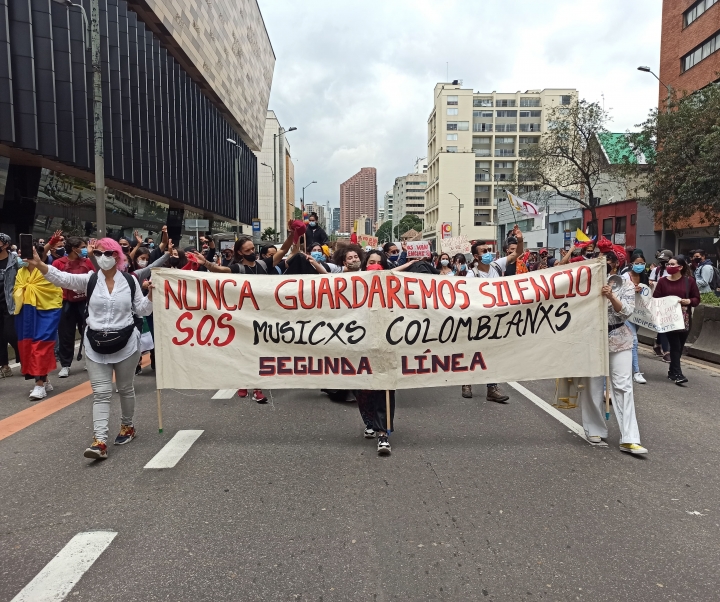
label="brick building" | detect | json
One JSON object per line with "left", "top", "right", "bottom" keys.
{"left": 340, "top": 167, "right": 377, "bottom": 233}
{"left": 659, "top": 0, "right": 720, "bottom": 104}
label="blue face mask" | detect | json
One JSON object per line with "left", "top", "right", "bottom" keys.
{"left": 389, "top": 254, "right": 399, "bottom": 261}
{"left": 308, "top": 221, "right": 316, "bottom": 227}
{"left": 16, "top": 258, "right": 28, "bottom": 268}
{"left": 311, "top": 251, "right": 324, "bottom": 262}
{"left": 632, "top": 263, "right": 645, "bottom": 273}
{"left": 80, "top": 248, "right": 88, "bottom": 258}
{"left": 458, "top": 263, "right": 467, "bottom": 271}
{"left": 148, "top": 243, "right": 155, "bottom": 249}
{"left": 481, "top": 252, "right": 494, "bottom": 265}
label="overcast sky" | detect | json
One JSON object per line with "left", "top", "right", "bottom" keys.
{"left": 260, "top": 0, "right": 662, "bottom": 212}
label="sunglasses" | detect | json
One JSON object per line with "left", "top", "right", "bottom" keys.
{"left": 93, "top": 250, "right": 116, "bottom": 258}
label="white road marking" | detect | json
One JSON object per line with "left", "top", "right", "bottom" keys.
{"left": 507, "top": 381, "right": 599, "bottom": 446}
{"left": 10, "top": 531, "right": 117, "bottom": 602}
{"left": 144, "top": 430, "right": 204, "bottom": 469}
{"left": 212, "top": 389, "right": 237, "bottom": 399}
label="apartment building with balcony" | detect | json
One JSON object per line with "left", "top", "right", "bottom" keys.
{"left": 423, "top": 82, "right": 577, "bottom": 249}
{"left": 392, "top": 174, "right": 427, "bottom": 232}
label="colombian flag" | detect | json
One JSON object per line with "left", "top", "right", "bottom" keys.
{"left": 13, "top": 268, "right": 62, "bottom": 377}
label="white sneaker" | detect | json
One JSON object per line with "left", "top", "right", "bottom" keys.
{"left": 633, "top": 373, "right": 647, "bottom": 384}
{"left": 58, "top": 367, "right": 70, "bottom": 378}
{"left": 29, "top": 386, "right": 47, "bottom": 401}
{"left": 44, "top": 381, "right": 53, "bottom": 392}
{"left": 587, "top": 435, "right": 603, "bottom": 444}
{"left": 364, "top": 427, "right": 376, "bottom": 438}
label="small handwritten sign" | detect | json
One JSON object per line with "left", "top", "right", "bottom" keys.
{"left": 406, "top": 241, "right": 431, "bottom": 258}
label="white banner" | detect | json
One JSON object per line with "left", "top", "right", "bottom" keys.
{"left": 441, "top": 235, "right": 472, "bottom": 256}
{"left": 152, "top": 260, "right": 609, "bottom": 390}
{"left": 629, "top": 284, "right": 684, "bottom": 332}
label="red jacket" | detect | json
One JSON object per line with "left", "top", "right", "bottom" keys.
{"left": 52, "top": 256, "right": 96, "bottom": 302}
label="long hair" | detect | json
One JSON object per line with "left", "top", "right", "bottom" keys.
{"left": 673, "top": 254, "right": 693, "bottom": 278}
{"left": 230, "top": 236, "right": 254, "bottom": 265}
{"left": 361, "top": 250, "right": 390, "bottom": 271}
{"left": 96, "top": 237, "right": 128, "bottom": 272}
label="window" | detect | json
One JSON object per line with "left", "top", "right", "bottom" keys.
{"left": 447, "top": 146, "right": 458, "bottom": 153}
{"left": 496, "top": 99, "right": 516, "bottom": 107}
{"left": 602, "top": 218, "right": 613, "bottom": 237}
{"left": 615, "top": 216, "right": 627, "bottom": 233}
{"left": 447, "top": 95, "right": 458, "bottom": 105}
{"left": 447, "top": 133, "right": 458, "bottom": 140}
{"left": 447, "top": 108, "right": 459, "bottom": 115}
{"left": 685, "top": 0, "right": 718, "bottom": 27}
{"left": 473, "top": 98, "right": 493, "bottom": 107}
{"left": 495, "top": 149, "right": 514, "bottom": 157}
{"left": 520, "top": 123, "right": 541, "bottom": 132}
{"left": 473, "top": 123, "right": 493, "bottom": 132}
{"left": 495, "top": 161, "right": 513, "bottom": 168}
{"left": 473, "top": 110, "right": 493, "bottom": 117}
{"left": 550, "top": 222, "right": 559, "bottom": 234}
{"left": 475, "top": 198, "right": 490, "bottom": 206}
{"left": 495, "top": 137, "right": 514, "bottom": 144}
{"left": 495, "top": 124, "right": 517, "bottom": 132}
{"left": 447, "top": 121, "right": 469, "bottom": 131}
{"left": 520, "top": 98, "right": 541, "bottom": 107}
{"left": 447, "top": 123, "right": 457, "bottom": 131}
{"left": 475, "top": 173, "right": 490, "bottom": 181}
{"left": 564, "top": 218, "right": 582, "bottom": 232}
{"left": 682, "top": 30, "right": 720, "bottom": 71}
{"left": 561, "top": 95, "right": 572, "bottom": 105}
{"left": 496, "top": 110, "right": 517, "bottom": 117}
{"left": 519, "top": 110, "right": 542, "bottom": 117}
{"left": 475, "top": 161, "right": 490, "bottom": 168}
{"left": 519, "top": 136, "right": 540, "bottom": 144}
{"left": 474, "top": 148, "right": 491, "bottom": 156}
{"left": 474, "top": 137, "right": 491, "bottom": 144}
{"left": 475, "top": 185, "right": 490, "bottom": 192}
{"left": 630, "top": 213, "right": 637, "bottom": 226}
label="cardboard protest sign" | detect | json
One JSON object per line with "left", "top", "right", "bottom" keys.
{"left": 629, "top": 284, "right": 684, "bottom": 332}
{"left": 441, "top": 236, "right": 472, "bottom": 256}
{"left": 152, "top": 260, "right": 608, "bottom": 390}
{"left": 357, "top": 235, "right": 378, "bottom": 249}
{"left": 406, "top": 241, "right": 431, "bottom": 258}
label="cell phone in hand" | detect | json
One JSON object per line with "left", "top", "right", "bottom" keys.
{"left": 19, "top": 233, "right": 34, "bottom": 259}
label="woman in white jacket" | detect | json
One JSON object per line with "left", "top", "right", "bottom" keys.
{"left": 27, "top": 238, "right": 153, "bottom": 460}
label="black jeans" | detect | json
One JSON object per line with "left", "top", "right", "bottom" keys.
{"left": 356, "top": 390, "right": 395, "bottom": 432}
{"left": 58, "top": 300, "right": 86, "bottom": 368}
{"left": 1, "top": 310, "right": 20, "bottom": 366}
{"left": 666, "top": 329, "right": 689, "bottom": 377}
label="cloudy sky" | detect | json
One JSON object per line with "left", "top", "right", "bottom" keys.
{"left": 260, "top": 0, "right": 662, "bottom": 213}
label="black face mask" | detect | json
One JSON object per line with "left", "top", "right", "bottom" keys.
{"left": 54, "top": 247, "right": 66, "bottom": 257}
{"left": 169, "top": 257, "right": 180, "bottom": 267}
{"left": 243, "top": 252, "right": 257, "bottom": 263}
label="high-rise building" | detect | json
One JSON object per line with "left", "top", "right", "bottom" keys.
{"left": 255, "top": 111, "right": 295, "bottom": 236}
{"left": 332, "top": 207, "right": 341, "bottom": 233}
{"left": 659, "top": 0, "right": 720, "bottom": 107}
{"left": 0, "top": 0, "right": 274, "bottom": 243}
{"left": 393, "top": 174, "right": 427, "bottom": 232}
{"left": 379, "top": 207, "right": 385, "bottom": 223}
{"left": 424, "top": 83, "right": 577, "bottom": 249}
{"left": 340, "top": 167, "right": 377, "bottom": 233}
{"left": 383, "top": 190, "right": 394, "bottom": 226}
{"left": 414, "top": 157, "right": 428, "bottom": 174}
{"left": 305, "top": 202, "right": 326, "bottom": 230}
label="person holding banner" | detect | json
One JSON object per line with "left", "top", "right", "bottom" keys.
{"left": 622, "top": 253, "right": 650, "bottom": 384}
{"left": 579, "top": 272, "right": 647, "bottom": 455}
{"left": 26, "top": 240, "right": 154, "bottom": 460}
{"left": 652, "top": 256, "right": 700, "bottom": 385}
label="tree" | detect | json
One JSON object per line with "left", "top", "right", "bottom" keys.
{"left": 375, "top": 220, "right": 393, "bottom": 243}
{"left": 625, "top": 85, "right": 720, "bottom": 228}
{"left": 261, "top": 227, "right": 278, "bottom": 241}
{"left": 294, "top": 207, "right": 303, "bottom": 220}
{"left": 517, "top": 99, "right": 616, "bottom": 236}
{"left": 394, "top": 214, "right": 423, "bottom": 239}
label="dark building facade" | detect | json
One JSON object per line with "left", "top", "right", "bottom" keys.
{"left": 0, "top": 0, "right": 274, "bottom": 244}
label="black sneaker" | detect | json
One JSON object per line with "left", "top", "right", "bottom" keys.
{"left": 377, "top": 436, "right": 391, "bottom": 455}
{"left": 135, "top": 363, "right": 142, "bottom": 375}
{"left": 667, "top": 372, "right": 679, "bottom": 380}
{"left": 675, "top": 375, "right": 688, "bottom": 385}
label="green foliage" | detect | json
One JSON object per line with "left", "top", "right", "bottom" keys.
{"left": 700, "top": 292, "right": 720, "bottom": 306}
{"left": 626, "top": 85, "right": 720, "bottom": 225}
{"left": 375, "top": 220, "right": 393, "bottom": 242}
{"left": 294, "top": 207, "right": 303, "bottom": 220}
{"left": 394, "top": 214, "right": 423, "bottom": 239}
{"left": 261, "top": 227, "right": 278, "bottom": 241}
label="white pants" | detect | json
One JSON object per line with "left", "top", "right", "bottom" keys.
{"left": 579, "top": 349, "right": 641, "bottom": 445}
{"left": 85, "top": 348, "right": 141, "bottom": 443}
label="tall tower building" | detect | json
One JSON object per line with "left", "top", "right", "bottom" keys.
{"left": 340, "top": 167, "right": 377, "bottom": 233}
{"left": 424, "top": 83, "right": 577, "bottom": 249}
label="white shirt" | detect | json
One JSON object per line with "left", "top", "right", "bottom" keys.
{"left": 649, "top": 267, "right": 666, "bottom": 282}
{"left": 44, "top": 267, "right": 153, "bottom": 364}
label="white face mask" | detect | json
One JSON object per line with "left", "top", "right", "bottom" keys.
{"left": 97, "top": 254, "right": 116, "bottom": 271}
{"left": 137, "top": 259, "right": 148, "bottom": 268}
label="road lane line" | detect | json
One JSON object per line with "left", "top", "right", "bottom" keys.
{"left": 0, "top": 355, "right": 151, "bottom": 442}
{"left": 144, "top": 430, "right": 204, "bottom": 469}
{"left": 212, "top": 389, "right": 237, "bottom": 399}
{"left": 508, "top": 381, "right": 594, "bottom": 445}
{"left": 10, "top": 531, "right": 117, "bottom": 602}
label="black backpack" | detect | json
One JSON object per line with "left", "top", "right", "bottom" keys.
{"left": 85, "top": 271, "right": 144, "bottom": 332}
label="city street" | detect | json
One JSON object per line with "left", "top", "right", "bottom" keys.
{"left": 2, "top": 346, "right": 719, "bottom": 601}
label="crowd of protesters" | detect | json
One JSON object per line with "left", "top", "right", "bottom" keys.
{"left": 1, "top": 218, "right": 717, "bottom": 459}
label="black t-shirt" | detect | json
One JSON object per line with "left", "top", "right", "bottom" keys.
{"left": 504, "top": 260, "right": 517, "bottom": 277}
{"left": 229, "top": 259, "right": 271, "bottom": 275}
{"left": 0, "top": 256, "right": 8, "bottom": 314}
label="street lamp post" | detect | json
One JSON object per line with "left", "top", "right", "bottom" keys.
{"left": 301, "top": 181, "right": 317, "bottom": 217}
{"left": 260, "top": 162, "right": 275, "bottom": 239}
{"left": 226, "top": 138, "right": 242, "bottom": 237}
{"left": 637, "top": 66, "right": 671, "bottom": 248}
{"left": 273, "top": 126, "right": 297, "bottom": 236}
{"left": 448, "top": 192, "right": 463, "bottom": 236}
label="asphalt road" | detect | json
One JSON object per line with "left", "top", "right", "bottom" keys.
{"left": 1, "top": 346, "right": 720, "bottom": 601}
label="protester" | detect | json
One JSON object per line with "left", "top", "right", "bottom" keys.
{"left": 42, "top": 230, "right": 66, "bottom": 265}
{"left": 305, "top": 212, "right": 329, "bottom": 247}
{"left": 436, "top": 252, "right": 453, "bottom": 275}
{"left": 622, "top": 252, "right": 650, "bottom": 384}
{"left": 0, "top": 232, "right": 21, "bottom": 378}
{"left": 652, "top": 255, "right": 700, "bottom": 385}
{"left": 53, "top": 236, "right": 95, "bottom": 378}
{"left": 330, "top": 245, "right": 365, "bottom": 273}
{"left": 13, "top": 247, "right": 63, "bottom": 399}
{"left": 382, "top": 242, "right": 401, "bottom": 267}
{"left": 692, "top": 249, "right": 718, "bottom": 303}
{"left": 260, "top": 245, "right": 278, "bottom": 263}
{"left": 579, "top": 268, "right": 648, "bottom": 454}
{"left": 649, "top": 249, "right": 673, "bottom": 360}
{"left": 452, "top": 253, "right": 474, "bottom": 277}
{"left": 26, "top": 239, "right": 154, "bottom": 459}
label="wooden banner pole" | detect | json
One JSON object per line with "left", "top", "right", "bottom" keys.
{"left": 157, "top": 389, "right": 164, "bottom": 433}
{"left": 605, "top": 377, "right": 611, "bottom": 421}
{"left": 385, "top": 390, "right": 391, "bottom": 433}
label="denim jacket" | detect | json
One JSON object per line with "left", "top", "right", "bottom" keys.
{"left": 1, "top": 252, "right": 18, "bottom": 315}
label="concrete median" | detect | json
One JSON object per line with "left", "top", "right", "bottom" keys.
{"left": 687, "top": 306, "right": 720, "bottom": 364}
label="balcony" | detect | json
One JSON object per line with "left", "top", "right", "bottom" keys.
{"left": 494, "top": 124, "right": 517, "bottom": 132}
{"left": 474, "top": 149, "right": 491, "bottom": 157}
{"left": 473, "top": 99, "right": 493, "bottom": 107}
{"left": 519, "top": 123, "right": 542, "bottom": 132}
{"left": 473, "top": 123, "right": 493, "bottom": 132}
{"left": 475, "top": 174, "right": 491, "bottom": 182}
{"left": 494, "top": 149, "right": 515, "bottom": 157}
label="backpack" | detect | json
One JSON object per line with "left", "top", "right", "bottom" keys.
{"left": 707, "top": 264, "right": 720, "bottom": 291}
{"left": 85, "top": 271, "right": 144, "bottom": 332}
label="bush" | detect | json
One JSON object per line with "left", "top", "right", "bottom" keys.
{"left": 700, "top": 292, "right": 720, "bottom": 306}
